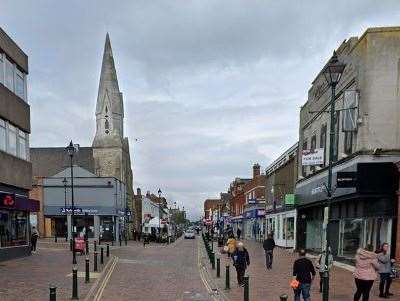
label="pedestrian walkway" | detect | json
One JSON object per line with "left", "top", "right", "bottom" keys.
{"left": 203, "top": 239, "right": 400, "bottom": 301}
{"left": 0, "top": 242, "right": 112, "bottom": 300}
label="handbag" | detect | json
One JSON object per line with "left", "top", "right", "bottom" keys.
{"left": 390, "top": 266, "right": 398, "bottom": 279}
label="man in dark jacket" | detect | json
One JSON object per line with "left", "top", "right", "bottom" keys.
{"left": 236, "top": 228, "right": 242, "bottom": 240}
{"left": 263, "top": 233, "right": 276, "bottom": 269}
{"left": 293, "top": 249, "right": 315, "bottom": 301}
{"left": 233, "top": 242, "right": 250, "bottom": 286}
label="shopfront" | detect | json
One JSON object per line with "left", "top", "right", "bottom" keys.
{"left": 243, "top": 207, "right": 265, "bottom": 240}
{"left": 0, "top": 191, "right": 40, "bottom": 261}
{"left": 266, "top": 209, "right": 297, "bottom": 249}
{"left": 296, "top": 159, "right": 399, "bottom": 260}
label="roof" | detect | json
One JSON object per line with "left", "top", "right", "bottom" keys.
{"left": 30, "top": 147, "right": 95, "bottom": 178}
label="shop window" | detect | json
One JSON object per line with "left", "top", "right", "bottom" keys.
{"left": 0, "top": 210, "right": 28, "bottom": 247}
{"left": 306, "top": 220, "right": 323, "bottom": 252}
{"left": 283, "top": 216, "right": 295, "bottom": 241}
{"left": 340, "top": 218, "right": 363, "bottom": 258}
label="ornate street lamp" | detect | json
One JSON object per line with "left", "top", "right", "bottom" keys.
{"left": 62, "top": 177, "right": 68, "bottom": 241}
{"left": 158, "top": 188, "right": 162, "bottom": 241}
{"left": 66, "top": 141, "right": 77, "bottom": 265}
{"left": 321, "top": 51, "right": 346, "bottom": 301}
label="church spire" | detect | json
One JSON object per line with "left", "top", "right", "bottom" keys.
{"left": 93, "top": 33, "right": 124, "bottom": 147}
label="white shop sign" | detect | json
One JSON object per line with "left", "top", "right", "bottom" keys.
{"left": 302, "top": 148, "right": 324, "bottom": 166}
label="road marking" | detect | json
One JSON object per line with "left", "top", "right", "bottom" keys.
{"left": 93, "top": 256, "right": 118, "bottom": 301}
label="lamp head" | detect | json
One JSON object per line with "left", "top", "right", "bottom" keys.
{"left": 323, "top": 51, "right": 346, "bottom": 87}
{"left": 66, "top": 140, "right": 76, "bottom": 157}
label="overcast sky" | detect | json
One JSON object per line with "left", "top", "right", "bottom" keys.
{"left": 1, "top": 1, "right": 399, "bottom": 219}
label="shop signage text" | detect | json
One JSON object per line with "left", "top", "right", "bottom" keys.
{"left": 302, "top": 148, "right": 324, "bottom": 166}
{"left": 337, "top": 171, "right": 357, "bottom": 188}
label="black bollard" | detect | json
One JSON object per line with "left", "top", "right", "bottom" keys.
{"left": 85, "top": 257, "right": 90, "bottom": 283}
{"left": 94, "top": 251, "right": 98, "bottom": 272}
{"left": 85, "top": 239, "right": 89, "bottom": 255}
{"left": 119, "top": 238, "right": 122, "bottom": 247}
{"left": 98, "top": 239, "right": 101, "bottom": 245}
{"left": 49, "top": 286, "right": 57, "bottom": 301}
{"left": 106, "top": 244, "right": 110, "bottom": 257}
{"left": 94, "top": 240, "right": 97, "bottom": 252}
{"left": 244, "top": 276, "right": 249, "bottom": 301}
{"left": 211, "top": 252, "right": 215, "bottom": 270}
{"left": 112, "top": 240, "right": 114, "bottom": 246}
{"left": 280, "top": 294, "right": 288, "bottom": 301}
{"left": 72, "top": 267, "right": 78, "bottom": 300}
{"left": 125, "top": 235, "right": 127, "bottom": 246}
{"left": 70, "top": 239, "right": 73, "bottom": 251}
{"left": 217, "top": 258, "right": 220, "bottom": 278}
{"left": 54, "top": 235, "right": 57, "bottom": 243}
{"left": 225, "top": 265, "right": 230, "bottom": 290}
{"left": 100, "top": 247, "right": 104, "bottom": 265}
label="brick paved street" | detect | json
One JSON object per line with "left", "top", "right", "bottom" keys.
{"left": 98, "top": 237, "right": 212, "bottom": 301}
{"left": 0, "top": 240, "right": 112, "bottom": 301}
{"left": 202, "top": 239, "right": 400, "bottom": 301}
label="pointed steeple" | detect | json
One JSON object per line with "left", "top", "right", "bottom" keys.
{"left": 93, "top": 33, "right": 124, "bottom": 147}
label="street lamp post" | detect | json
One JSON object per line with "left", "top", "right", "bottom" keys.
{"left": 62, "top": 177, "right": 68, "bottom": 242}
{"left": 158, "top": 188, "right": 162, "bottom": 242}
{"left": 66, "top": 141, "right": 77, "bottom": 265}
{"left": 321, "top": 51, "right": 346, "bottom": 301}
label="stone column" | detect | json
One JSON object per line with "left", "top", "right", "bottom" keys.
{"left": 94, "top": 215, "right": 100, "bottom": 241}
{"left": 67, "top": 214, "right": 72, "bottom": 241}
{"left": 115, "top": 216, "right": 120, "bottom": 243}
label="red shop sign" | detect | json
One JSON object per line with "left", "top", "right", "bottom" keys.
{"left": 1, "top": 193, "right": 15, "bottom": 207}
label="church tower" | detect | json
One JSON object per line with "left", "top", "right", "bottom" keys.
{"left": 92, "top": 33, "right": 126, "bottom": 181}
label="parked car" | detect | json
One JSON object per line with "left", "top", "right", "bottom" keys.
{"left": 184, "top": 230, "right": 195, "bottom": 239}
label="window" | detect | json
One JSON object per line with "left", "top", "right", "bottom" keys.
{"left": 0, "top": 210, "right": 28, "bottom": 247}
{"left": 302, "top": 139, "right": 308, "bottom": 177}
{"left": 320, "top": 124, "right": 327, "bottom": 166}
{"left": 15, "top": 69, "right": 25, "bottom": 99}
{"left": 5, "top": 58, "right": 14, "bottom": 91}
{"left": 332, "top": 112, "right": 340, "bottom": 162}
{"left": 310, "top": 135, "right": 317, "bottom": 173}
{"left": 0, "top": 119, "right": 5, "bottom": 151}
{"left": 340, "top": 218, "right": 364, "bottom": 258}
{"left": 18, "top": 130, "right": 27, "bottom": 159}
{"left": 0, "top": 53, "right": 4, "bottom": 85}
{"left": 7, "top": 124, "right": 17, "bottom": 156}
{"left": 344, "top": 131, "right": 353, "bottom": 155}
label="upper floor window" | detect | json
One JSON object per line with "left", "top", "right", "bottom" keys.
{"left": 344, "top": 132, "right": 353, "bottom": 155}
{"left": 302, "top": 139, "right": 308, "bottom": 177}
{"left": 310, "top": 135, "right": 317, "bottom": 173}
{"left": 320, "top": 124, "right": 327, "bottom": 166}
{"left": 0, "top": 54, "right": 27, "bottom": 102}
{"left": 332, "top": 112, "right": 340, "bottom": 162}
{"left": 0, "top": 117, "right": 29, "bottom": 160}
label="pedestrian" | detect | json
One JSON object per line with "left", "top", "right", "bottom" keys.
{"left": 30, "top": 226, "right": 39, "bottom": 252}
{"left": 315, "top": 247, "right": 333, "bottom": 293}
{"left": 236, "top": 228, "right": 242, "bottom": 240}
{"left": 226, "top": 234, "right": 236, "bottom": 259}
{"left": 353, "top": 246, "right": 379, "bottom": 301}
{"left": 232, "top": 241, "right": 250, "bottom": 286}
{"left": 143, "top": 233, "right": 150, "bottom": 248}
{"left": 292, "top": 249, "right": 315, "bottom": 301}
{"left": 263, "top": 233, "right": 276, "bottom": 269}
{"left": 377, "top": 243, "right": 395, "bottom": 298}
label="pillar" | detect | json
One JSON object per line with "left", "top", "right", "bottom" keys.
{"left": 115, "top": 216, "right": 120, "bottom": 243}
{"left": 94, "top": 215, "right": 100, "bottom": 241}
{"left": 67, "top": 214, "right": 72, "bottom": 241}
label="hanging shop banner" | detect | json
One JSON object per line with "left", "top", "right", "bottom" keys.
{"left": 302, "top": 148, "right": 324, "bottom": 166}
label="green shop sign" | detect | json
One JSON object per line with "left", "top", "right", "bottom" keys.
{"left": 284, "top": 194, "right": 296, "bottom": 205}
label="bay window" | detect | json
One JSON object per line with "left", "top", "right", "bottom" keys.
{"left": 0, "top": 119, "right": 29, "bottom": 160}
{"left": 15, "top": 69, "right": 25, "bottom": 99}
{"left": 0, "top": 55, "right": 27, "bottom": 101}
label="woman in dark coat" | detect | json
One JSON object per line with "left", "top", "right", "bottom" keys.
{"left": 232, "top": 241, "right": 250, "bottom": 286}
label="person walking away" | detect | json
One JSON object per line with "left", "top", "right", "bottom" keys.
{"left": 316, "top": 247, "right": 333, "bottom": 293}
{"left": 377, "top": 243, "right": 395, "bottom": 298}
{"left": 353, "top": 246, "right": 379, "bottom": 301}
{"left": 237, "top": 228, "right": 242, "bottom": 240}
{"left": 232, "top": 242, "right": 250, "bottom": 286}
{"left": 31, "top": 226, "right": 39, "bottom": 252}
{"left": 263, "top": 233, "right": 276, "bottom": 269}
{"left": 226, "top": 234, "right": 236, "bottom": 258}
{"left": 292, "top": 249, "right": 315, "bottom": 301}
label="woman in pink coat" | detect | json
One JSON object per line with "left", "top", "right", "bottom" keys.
{"left": 353, "top": 246, "right": 380, "bottom": 301}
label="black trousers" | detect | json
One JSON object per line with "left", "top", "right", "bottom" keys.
{"left": 31, "top": 237, "right": 37, "bottom": 251}
{"left": 379, "top": 273, "right": 392, "bottom": 296}
{"left": 235, "top": 266, "right": 245, "bottom": 285}
{"left": 265, "top": 250, "right": 273, "bottom": 268}
{"left": 354, "top": 278, "right": 374, "bottom": 301}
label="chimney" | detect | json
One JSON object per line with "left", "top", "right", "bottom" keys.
{"left": 136, "top": 188, "right": 141, "bottom": 196}
{"left": 146, "top": 190, "right": 150, "bottom": 197}
{"left": 253, "top": 163, "right": 260, "bottom": 178}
